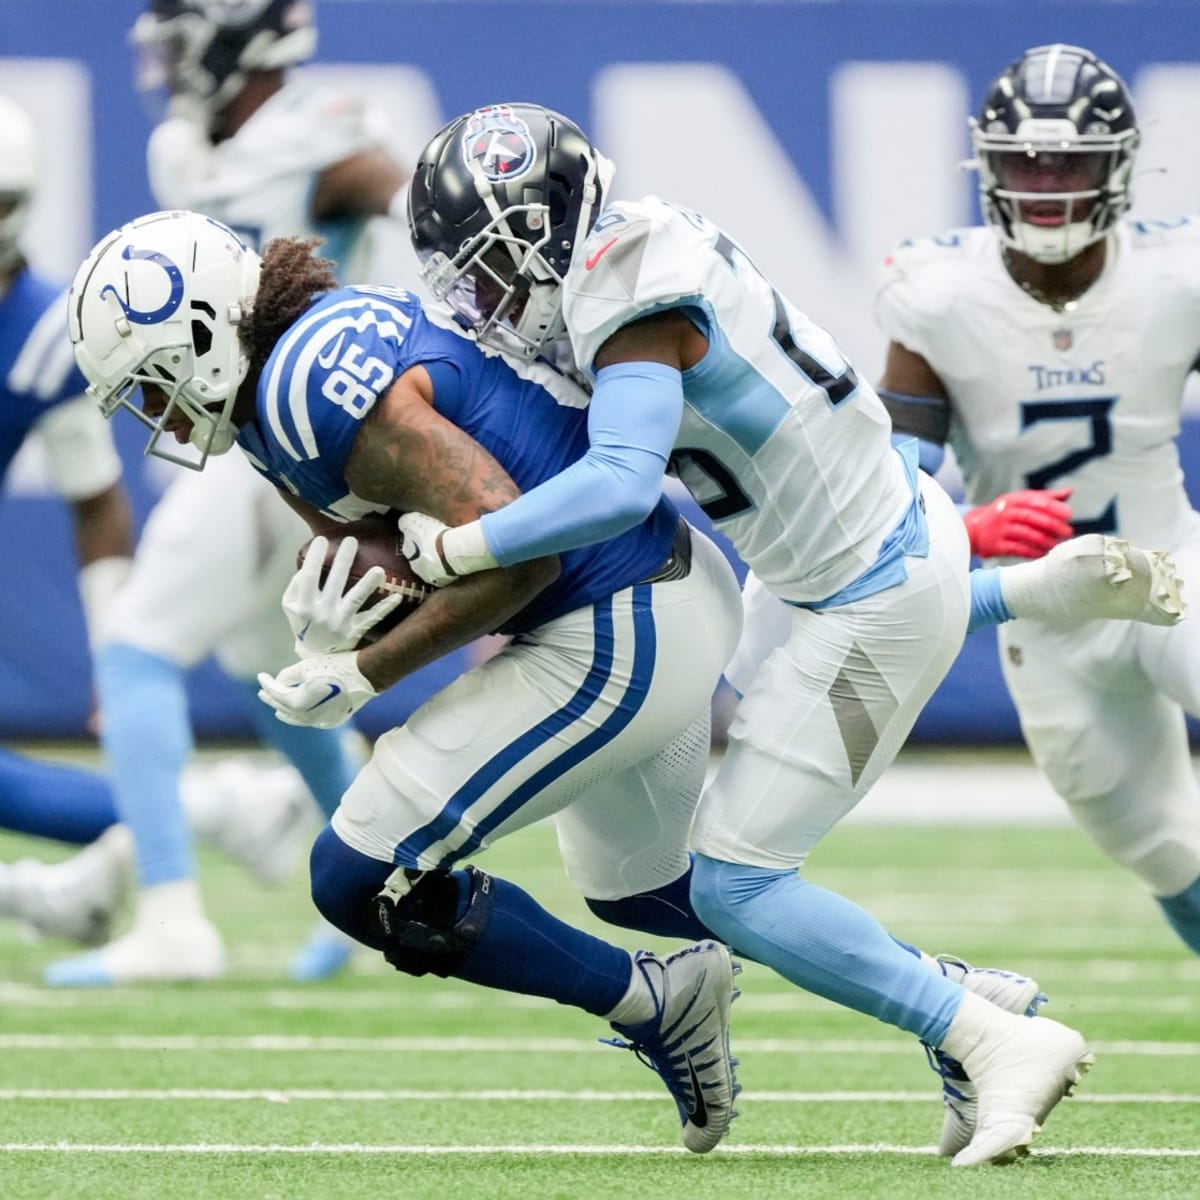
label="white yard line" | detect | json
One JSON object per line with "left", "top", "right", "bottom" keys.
{"left": 0, "top": 1142, "right": 1198, "bottom": 1158}
{"left": 0, "top": 1034, "right": 1197, "bottom": 1055}
{"left": 0, "top": 1088, "right": 1195, "bottom": 1104}
{"left": 0, "top": 982, "right": 1194, "bottom": 1015}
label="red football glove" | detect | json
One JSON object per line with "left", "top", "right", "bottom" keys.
{"left": 963, "top": 487, "right": 1074, "bottom": 559}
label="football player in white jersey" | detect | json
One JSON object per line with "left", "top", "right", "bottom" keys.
{"left": 395, "top": 102, "right": 1188, "bottom": 1165}
{"left": 44, "top": 0, "right": 411, "bottom": 987}
{"left": 874, "top": 43, "right": 1200, "bottom": 1152}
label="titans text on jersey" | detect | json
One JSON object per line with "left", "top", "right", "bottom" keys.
{"left": 876, "top": 218, "right": 1200, "bottom": 551}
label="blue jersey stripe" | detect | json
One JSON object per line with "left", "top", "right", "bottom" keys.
{"left": 438, "top": 585, "right": 658, "bottom": 866}
{"left": 393, "top": 597, "right": 616, "bottom": 866}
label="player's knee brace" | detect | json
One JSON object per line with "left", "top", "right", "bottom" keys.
{"left": 1157, "top": 875, "right": 1200, "bottom": 954}
{"left": 373, "top": 865, "right": 495, "bottom": 978}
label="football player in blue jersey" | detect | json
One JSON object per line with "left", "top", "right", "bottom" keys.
{"left": 67, "top": 211, "right": 746, "bottom": 1154}
{"left": 392, "top": 103, "right": 1186, "bottom": 1165}
{"left": 0, "top": 93, "right": 137, "bottom": 944}
{"left": 43, "top": 0, "right": 414, "bottom": 987}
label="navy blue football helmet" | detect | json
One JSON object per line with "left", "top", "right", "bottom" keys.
{"left": 132, "top": 0, "right": 316, "bottom": 121}
{"left": 971, "top": 44, "right": 1139, "bottom": 263}
{"left": 408, "top": 103, "right": 613, "bottom": 360}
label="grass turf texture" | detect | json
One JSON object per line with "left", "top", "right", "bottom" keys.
{"left": 1, "top": 750, "right": 1198, "bottom": 1199}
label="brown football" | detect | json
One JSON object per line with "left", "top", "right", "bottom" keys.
{"left": 296, "top": 516, "right": 434, "bottom": 645}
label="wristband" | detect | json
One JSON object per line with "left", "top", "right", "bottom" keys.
{"left": 439, "top": 519, "right": 500, "bottom": 576}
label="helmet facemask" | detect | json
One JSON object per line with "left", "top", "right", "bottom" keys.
{"left": 0, "top": 96, "right": 37, "bottom": 274}
{"left": 420, "top": 204, "right": 567, "bottom": 361}
{"left": 92, "top": 336, "right": 241, "bottom": 469}
{"left": 972, "top": 120, "right": 1139, "bottom": 264}
{"left": 0, "top": 191, "right": 31, "bottom": 275}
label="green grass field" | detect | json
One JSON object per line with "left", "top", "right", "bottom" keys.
{"left": 2, "top": 752, "right": 1199, "bottom": 1200}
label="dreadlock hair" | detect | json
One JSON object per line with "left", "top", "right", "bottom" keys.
{"left": 240, "top": 237, "right": 338, "bottom": 379}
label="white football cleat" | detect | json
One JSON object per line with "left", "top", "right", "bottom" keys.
{"left": 923, "top": 955, "right": 1047, "bottom": 1158}
{"left": 0, "top": 824, "right": 133, "bottom": 945}
{"left": 181, "top": 760, "right": 311, "bottom": 886}
{"left": 1000, "top": 534, "right": 1185, "bottom": 628}
{"left": 939, "top": 993, "right": 1093, "bottom": 1167}
{"left": 604, "top": 941, "right": 741, "bottom": 1153}
{"left": 44, "top": 910, "right": 226, "bottom": 987}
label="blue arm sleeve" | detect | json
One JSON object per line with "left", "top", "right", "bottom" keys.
{"left": 967, "top": 566, "right": 1013, "bottom": 633}
{"left": 480, "top": 361, "right": 683, "bottom": 566}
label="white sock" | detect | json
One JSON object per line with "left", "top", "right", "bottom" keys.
{"left": 133, "top": 878, "right": 207, "bottom": 931}
{"left": 604, "top": 951, "right": 663, "bottom": 1026}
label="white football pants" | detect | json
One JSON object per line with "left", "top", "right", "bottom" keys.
{"left": 693, "top": 472, "right": 971, "bottom": 869}
{"left": 332, "top": 528, "right": 743, "bottom": 900}
{"left": 102, "top": 451, "right": 306, "bottom": 680}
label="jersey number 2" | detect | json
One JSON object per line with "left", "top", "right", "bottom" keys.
{"left": 1021, "top": 397, "right": 1117, "bottom": 534}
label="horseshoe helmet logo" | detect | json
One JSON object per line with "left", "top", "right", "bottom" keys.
{"left": 99, "top": 245, "right": 185, "bottom": 325}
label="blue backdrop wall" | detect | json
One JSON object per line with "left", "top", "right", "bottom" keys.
{"left": 2, "top": 0, "right": 1198, "bottom": 741}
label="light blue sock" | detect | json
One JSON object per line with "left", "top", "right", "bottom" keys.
{"left": 95, "top": 642, "right": 195, "bottom": 888}
{"left": 1158, "top": 875, "right": 1200, "bottom": 954}
{"left": 968, "top": 567, "right": 1012, "bottom": 633}
{"left": 691, "top": 853, "right": 962, "bottom": 1043}
{"left": 232, "top": 678, "right": 358, "bottom": 820}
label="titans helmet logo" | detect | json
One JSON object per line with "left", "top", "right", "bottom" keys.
{"left": 461, "top": 107, "right": 537, "bottom": 183}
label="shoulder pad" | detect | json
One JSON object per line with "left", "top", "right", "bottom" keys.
{"left": 565, "top": 198, "right": 707, "bottom": 371}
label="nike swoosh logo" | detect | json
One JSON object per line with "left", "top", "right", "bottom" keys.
{"left": 317, "top": 331, "right": 347, "bottom": 369}
{"left": 684, "top": 1056, "right": 708, "bottom": 1128}
{"left": 584, "top": 237, "right": 618, "bottom": 270}
{"left": 312, "top": 683, "right": 342, "bottom": 709}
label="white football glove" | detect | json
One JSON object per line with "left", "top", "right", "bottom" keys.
{"left": 256, "top": 652, "right": 377, "bottom": 729}
{"left": 396, "top": 511, "right": 457, "bottom": 588}
{"left": 283, "top": 535, "right": 404, "bottom": 658}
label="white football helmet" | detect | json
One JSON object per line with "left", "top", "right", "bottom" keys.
{"left": 0, "top": 95, "right": 37, "bottom": 273}
{"left": 68, "top": 210, "right": 261, "bottom": 470}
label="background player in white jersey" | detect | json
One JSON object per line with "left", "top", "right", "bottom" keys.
{"left": 68, "top": 211, "right": 747, "bottom": 1153}
{"left": 45, "top": 0, "right": 411, "bottom": 987}
{"left": 396, "top": 103, "right": 1185, "bottom": 1165}
{"left": 0, "top": 92, "right": 307, "bottom": 950}
{"left": 876, "top": 49, "right": 1200, "bottom": 972}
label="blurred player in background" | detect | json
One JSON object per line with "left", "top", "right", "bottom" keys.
{"left": 0, "top": 93, "right": 136, "bottom": 946}
{"left": 876, "top": 50, "right": 1200, "bottom": 963}
{"left": 395, "top": 102, "right": 1186, "bottom": 1165}
{"left": 44, "top": 0, "right": 411, "bottom": 987}
{"left": 0, "top": 85, "right": 342, "bottom": 969}
{"left": 69, "top": 214, "right": 746, "bottom": 1154}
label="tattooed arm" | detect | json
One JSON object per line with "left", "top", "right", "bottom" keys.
{"left": 341, "top": 365, "right": 559, "bottom": 691}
